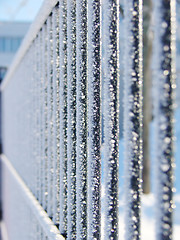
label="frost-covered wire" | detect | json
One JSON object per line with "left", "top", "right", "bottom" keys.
{"left": 87, "top": 0, "right": 101, "bottom": 239}
{"left": 103, "top": 0, "right": 120, "bottom": 239}
{"left": 59, "top": 0, "right": 68, "bottom": 236}
{"left": 76, "top": 0, "right": 88, "bottom": 238}
{"left": 153, "top": 0, "right": 176, "bottom": 239}
{"left": 124, "top": 0, "right": 143, "bottom": 239}
{"left": 66, "top": 0, "right": 77, "bottom": 238}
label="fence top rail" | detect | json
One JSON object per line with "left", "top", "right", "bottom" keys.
{"left": 0, "top": 0, "right": 58, "bottom": 91}
{"left": 1, "top": 154, "right": 65, "bottom": 240}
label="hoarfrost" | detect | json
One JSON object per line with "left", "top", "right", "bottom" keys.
{"left": 153, "top": 0, "right": 176, "bottom": 239}
{"left": 76, "top": 0, "right": 88, "bottom": 238}
{"left": 103, "top": 0, "right": 119, "bottom": 239}
{"left": 123, "top": 0, "right": 143, "bottom": 239}
{"left": 87, "top": 0, "right": 101, "bottom": 239}
{"left": 59, "top": 0, "right": 68, "bottom": 236}
{"left": 67, "top": 0, "right": 77, "bottom": 239}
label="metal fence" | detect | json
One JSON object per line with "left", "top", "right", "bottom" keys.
{"left": 0, "top": 0, "right": 176, "bottom": 239}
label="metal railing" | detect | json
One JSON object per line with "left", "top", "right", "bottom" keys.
{"left": 0, "top": 0, "right": 176, "bottom": 239}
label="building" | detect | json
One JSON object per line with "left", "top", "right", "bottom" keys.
{"left": 0, "top": 21, "right": 30, "bottom": 155}
{"left": 0, "top": 21, "right": 30, "bottom": 82}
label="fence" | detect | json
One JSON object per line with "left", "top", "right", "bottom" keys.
{"left": 0, "top": 0, "right": 176, "bottom": 239}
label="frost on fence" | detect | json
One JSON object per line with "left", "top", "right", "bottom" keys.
{"left": 87, "top": 0, "right": 101, "bottom": 239}
{"left": 42, "top": 23, "right": 48, "bottom": 213}
{"left": 52, "top": 6, "right": 60, "bottom": 226}
{"left": 2, "top": 0, "right": 177, "bottom": 239}
{"left": 76, "top": 0, "right": 88, "bottom": 238}
{"left": 67, "top": 0, "right": 77, "bottom": 239}
{"left": 153, "top": 0, "right": 176, "bottom": 239}
{"left": 47, "top": 14, "right": 54, "bottom": 218}
{"left": 124, "top": 0, "right": 143, "bottom": 239}
{"left": 59, "top": 0, "right": 68, "bottom": 237}
{"left": 103, "top": 0, "right": 119, "bottom": 239}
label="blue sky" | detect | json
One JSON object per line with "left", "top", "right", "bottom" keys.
{"left": 0, "top": 0, "right": 44, "bottom": 22}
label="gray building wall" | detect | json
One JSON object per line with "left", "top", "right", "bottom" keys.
{"left": 0, "top": 21, "right": 30, "bottom": 69}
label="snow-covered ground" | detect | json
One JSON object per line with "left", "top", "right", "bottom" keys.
{"left": 141, "top": 194, "right": 180, "bottom": 240}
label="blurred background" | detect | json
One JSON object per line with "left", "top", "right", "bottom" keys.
{"left": 0, "top": 0, "right": 44, "bottom": 82}
{"left": 0, "top": 0, "right": 179, "bottom": 239}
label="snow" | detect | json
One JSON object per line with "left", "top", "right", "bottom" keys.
{"left": 174, "top": 194, "right": 180, "bottom": 203}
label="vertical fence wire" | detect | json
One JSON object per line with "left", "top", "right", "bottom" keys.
{"left": 30, "top": 43, "right": 35, "bottom": 194}
{"left": 30, "top": 45, "right": 34, "bottom": 192}
{"left": 1, "top": 1, "right": 178, "bottom": 239}
{"left": 42, "top": 23, "right": 48, "bottom": 212}
{"left": 66, "top": 0, "right": 77, "bottom": 239}
{"left": 25, "top": 50, "right": 31, "bottom": 189}
{"left": 31, "top": 40, "right": 35, "bottom": 197}
{"left": 26, "top": 47, "right": 31, "bottom": 190}
{"left": 87, "top": 0, "right": 101, "bottom": 239}
{"left": 39, "top": 28, "right": 44, "bottom": 206}
{"left": 36, "top": 34, "right": 41, "bottom": 202}
{"left": 52, "top": 5, "right": 60, "bottom": 226}
{"left": 154, "top": 0, "right": 176, "bottom": 239}
{"left": 30, "top": 43, "right": 34, "bottom": 194}
{"left": 59, "top": 0, "right": 68, "bottom": 236}
{"left": 34, "top": 39, "right": 38, "bottom": 197}
{"left": 47, "top": 15, "right": 54, "bottom": 218}
{"left": 33, "top": 36, "right": 38, "bottom": 200}
{"left": 124, "top": 0, "right": 143, "bottom": 239}
{"left": 76, "top": 0, "right": 88, "bottom": 238}
{"left": 33, "top": 37, "right": 38, "bottom": 198}
{"left": 103, "top": 0, "right": 119, "bottom": 239}
{"left": 35, "top": 36, "right": 40, "bottom": 200}
{"left": 37, "top": 30, "right": 42, "bottom": 205}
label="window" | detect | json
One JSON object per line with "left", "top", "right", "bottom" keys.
{"left": 5, "top": 38, "right": 11, "bottom": 52}
{"left": 12, "top": 38, "right": 22, "bottom": 52}
{"left": 0, "top": 37, "right": 22, "bottom": 53}
{"left": 0, "top": 67, "right": 7, "bottom": 82}
{"left": 0, "top": 38, "right": 5, "bottom": 52}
